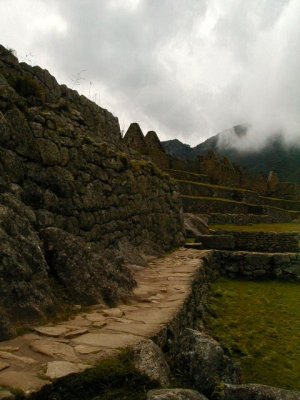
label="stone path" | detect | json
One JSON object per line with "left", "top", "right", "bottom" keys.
{"left": 0, "top": 248, "right": 208, "bottom": 395}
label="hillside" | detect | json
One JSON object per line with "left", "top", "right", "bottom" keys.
{"left": 162, "top": 126, "right": 300, "bottom": 183}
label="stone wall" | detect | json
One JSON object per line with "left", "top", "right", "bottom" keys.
{"left": 206, "top": 212, "right": 293, "bottom": 225}
{"left": 261, "top": 196, "right": 300, "bottom": 211}
{"left": 215, "top": 251, "right": 300, "bottom": 280}
{"left": 0, "top": 45, "right": 184, "bottom": 339}
{"left": 227, "top": 231, "right": 300, "bottom": 253}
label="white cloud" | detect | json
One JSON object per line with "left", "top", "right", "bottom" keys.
{"left": 0, "top": 0, "right": 299, "bottom": 147}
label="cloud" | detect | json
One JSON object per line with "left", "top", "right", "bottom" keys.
{"left": 0, "top": 0, "right": 299, "bottom": 147}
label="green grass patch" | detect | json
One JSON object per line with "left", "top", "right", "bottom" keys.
{"left": 29, "top": 351, "right": 159, "bottom": 400}
{"left": 206, "top": 279, "right": 300, "bottom": 391}
{"left": 211, "top": 223, "right": 300, "bottom": 233}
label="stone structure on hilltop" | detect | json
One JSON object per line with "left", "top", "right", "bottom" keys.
{"left": 145, "top": 130, "right": 170, "bottom": 170}
{"left": 123, "top": 122, "right": 148, "bottom": 155}
{"left": 0, "top": 45, "right": 184, "bottom": 339}
{"left": 124, "top": 125, "right": 300, "bottom": 200}
{"left": 196, "top": 151, "right": 241, "bottom": 187}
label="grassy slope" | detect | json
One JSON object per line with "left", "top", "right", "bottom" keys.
{"left": 206, "top": 280, "right": 300, "bottom": 391}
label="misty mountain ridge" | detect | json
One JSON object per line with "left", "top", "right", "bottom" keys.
{"left": 162, "top": 125, "right": 300, "bottom": 183}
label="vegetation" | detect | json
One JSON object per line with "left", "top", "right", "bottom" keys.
{"left": 211, "top": 223, "right": 300, "bottom": 233}
{"left": 29, "top": 351, "right": 159, "bottom": 400}
{"left": 206, "top": 279, "right": 300, "bottom": 391}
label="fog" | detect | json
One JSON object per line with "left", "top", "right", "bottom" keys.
{"left": 0, "top": 0, "right": 299, "bottom": 148}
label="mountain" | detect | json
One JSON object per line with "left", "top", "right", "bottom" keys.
{"left": 162, "top": 126, "right": 300, "bottom": 183}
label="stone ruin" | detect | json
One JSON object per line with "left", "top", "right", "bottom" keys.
{"left": 124, "top": 122, "right": 300, "bottom": 201}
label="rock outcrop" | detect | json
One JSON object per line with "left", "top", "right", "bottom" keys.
{"left": 0, "top": 45, "right": 184, "bottom": 338}
{"left": 174, "top": 329, "right": 241, "bottom": 396}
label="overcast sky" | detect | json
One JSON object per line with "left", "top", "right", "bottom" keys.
{"left": 0, "top": 0, "right": 299, "bottom": 147}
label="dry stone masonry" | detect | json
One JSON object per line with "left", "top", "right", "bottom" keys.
{"left": 0, "top": 45, "right": 184, "bottom": 339}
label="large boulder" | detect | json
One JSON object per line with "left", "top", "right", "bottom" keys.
{"left": 174, "top": 329, "right": 241, "bottom": 396}
{"left": 213, "top": 383, "right": 300, "bottom": 400}
{"left": 40, "top": 227, "right": 135, "bottom": 305}
{"left": 147, "top": 389, "right": 208, "bottom": 400}
{"left": 132, "top": 339, "right": 172, "bottom": 387}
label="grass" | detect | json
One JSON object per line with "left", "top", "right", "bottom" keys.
{"left": 29, "top": 351, "right": 159, "bottom": 400}
{"left": 211, "top": 223, "right": 300, "bottom": 233}
{"left": 206, "top": 279, "right": 300, "bottom": 391}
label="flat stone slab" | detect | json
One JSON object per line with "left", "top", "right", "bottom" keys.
{"left": 124, "top": 308, "right": 175, "bottom": 324}
{"left": 103, "top": 322, "right": 162, "bottom": 337}
{"left": 65, "top": 328, "right": 88, "bottom": 338}
{"left": 33, "top": 326, "right": 70, "bottom": 337}
{"left": 102, "top": 308, "right": 124, "bottom": 318}
{"left": 0, "top": 351, "right": 37, "bottom": 365}
{"left": 75, "top": 345, "right": 102, "bottom": 355}
{"left": 30, "top": 340, "right": 79, "bottom": 362}
{"left": 85, "top": 313, "right": 107, "bottom": 323}
{"left": 0, "top": 371, "right": 49, "bottom": 393}
{"left": 45, "top": 361, "right": 89, "bottom": 380}
{"left": 72, "top": 332, "right": 139, "bottom": 349}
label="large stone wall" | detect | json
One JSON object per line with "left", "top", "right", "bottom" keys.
{"left": 0, "top": 45, "right": 184, "bottom": 339}
{"left": 215, "top": 251, "right": 300, "bottom": 280}
{"left": 205, "top": 212, "right": 293, "bottom": 225}
{"left": 229, "top": 231, "right": 299, "bottom": 253}
{"left": 261, "top": 196, "right": 300, "bottom": 211}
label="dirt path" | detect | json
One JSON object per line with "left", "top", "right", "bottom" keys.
{"left": 0, "top": 248, "right": 208, "bottom": 395}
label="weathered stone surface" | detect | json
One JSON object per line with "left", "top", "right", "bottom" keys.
{"left": 33, "top": 326, "right": 70, "bottom": 337}
{"left": 174, "top": 329, "right": 241, "bottom": 396}
{"left": 64, "top": 328, "right": 88, "bottom": 338}
{"left": 0, "top": 371, "right": 49, "bottom": 393}
{"left": 72, "top": 332, "right": 138, "bottom": 349}
{"left": 214, "top": 383, "right": 300, "bottom": 400}
{"left": 0, "top": 351, "right": 37, "bottom": 364}
{"left": 74, "top": 345, "right": 102, "bottom": 355}
{"left": 147, "top": 389, "right": 208, "bottom": 400}
{"left": 45, "top": 361, "right": 88, "bottom": 380}
{"left": 0, "top": 44, "right": 184, "bottom": 338}
{"left": 132, "top": 339, "right": 172, "bottom": 387}
{"left": 30, "top": 340, "right": 79, "bottom": 362}
{"left": 41, "top": 228, "right": 136, "bottom": 305}
{"left": 102, "top": 308, "right": 124, "bottom": 318}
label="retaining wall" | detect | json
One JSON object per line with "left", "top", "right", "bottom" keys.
{"left": 228, "top": 231, "right": 300, "bottom": 253}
